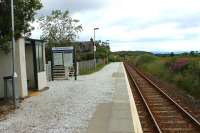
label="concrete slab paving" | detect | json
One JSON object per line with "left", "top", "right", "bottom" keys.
{"left": 87, "top": 63, "right": 135, "bottom": 133}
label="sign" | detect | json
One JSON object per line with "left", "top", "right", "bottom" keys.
{"left": 52, "top": 47, "right": 74, "bottom": 53}
{"left": 52, "top": 47, "right": 73, "bottom": 51}
{"left": 94, "top": 46, "right": 96, "bottom": 52}
{"left": 52, "top": 47, "right": 74, "bottom": 67}
{"left": 53, "top": 53, "right": 63, "bottom": 65}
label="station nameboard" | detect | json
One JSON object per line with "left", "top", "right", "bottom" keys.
{"left": 52, "top": 47, "right": 74, "bottom": 53}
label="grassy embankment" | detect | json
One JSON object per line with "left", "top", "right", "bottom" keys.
{"left": 130, "top": 54, "right": 200, "bottom": 99}
{"left": 79, "top": 64, "right": 106, "bottom": 75}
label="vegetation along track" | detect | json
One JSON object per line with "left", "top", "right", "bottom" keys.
{"left": 124, "top": 62, "right": 200, "bottom": 133}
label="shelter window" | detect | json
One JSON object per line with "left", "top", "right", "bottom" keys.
{"left": 36, "top": 41, "right": 44, "bottom": 72}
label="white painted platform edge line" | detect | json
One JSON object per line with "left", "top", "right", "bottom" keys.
{"left": 122, "top": 63, "right": 143, "bottom": 133}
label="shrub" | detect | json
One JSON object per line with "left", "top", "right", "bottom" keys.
{"left": 170, "top": 58, "right": 189, "bottom": 72}
{"left": 134, "top": 54, "right": 157, "bottom": 66}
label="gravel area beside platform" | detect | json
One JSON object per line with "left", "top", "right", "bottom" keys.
{"left": 0, "top": 63, "right": 121, "bottom": 133}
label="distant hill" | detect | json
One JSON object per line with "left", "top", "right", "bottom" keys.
{"left": 112, "top": 51, "right": 153, "bottom": 56}
{"left": 109, "top": 51, "right": 154, "bottom": 62}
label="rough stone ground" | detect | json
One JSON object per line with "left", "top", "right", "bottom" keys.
{"left": 0, "top": 63, "right": 121, "bottom": 133}
{"left": 0, "top": 102, "right": 15, "bottom": 121}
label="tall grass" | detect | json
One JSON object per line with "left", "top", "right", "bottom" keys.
{"left": 132, "top": 54, "right": 200, "bottom": 99}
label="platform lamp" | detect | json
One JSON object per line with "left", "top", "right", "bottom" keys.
{"left": 93, "top": 27, "right": 99, "bottom": 69}
{"left": 106, "top": 40, "right": 110, "bottom": 64}
{"left": 11, "top": 0, "right": 17, "bottom": 107}
{"left": 73, "top": 46, "right": 77, "bottom": 80}
{"left": 0, "top": 0, "right": 17, "bottom": 107}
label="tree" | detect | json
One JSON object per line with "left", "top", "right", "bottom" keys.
{"left": 170, "top": 52, "right": 174, "bottom": 57}
{"left": 39, "top": 10, "right": 83, "bottom": 45}
{"left": 39, "top": 10, "right": 82, "bottom": 62}
{"left": 190, "top": 51, "right": 195, "bottom": 56}
{"left": 96, "top": 42, "right": 111, "bottom": 59}
{"left": 0, "top": 0, "right": 42, "bottom": 51}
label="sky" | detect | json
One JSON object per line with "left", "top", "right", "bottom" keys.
{"left": 31, "top": 0, "right": 200, "bottom": 52}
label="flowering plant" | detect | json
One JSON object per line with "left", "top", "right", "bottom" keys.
{"left": 170, "top": 58, "right": 189, "bottom": 71}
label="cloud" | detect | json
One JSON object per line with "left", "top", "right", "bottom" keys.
{"left": 110, "top": 39, "right": 200, "bottom": 52}
{"left": 39, "top": 0, "right": 108, "bottom": 15}
{"left": 32, "top": 0, "right": 200, "bottom": 52}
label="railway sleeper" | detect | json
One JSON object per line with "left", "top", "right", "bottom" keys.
{"left": 151, "top": 106, "right": 176, "bottom": 111}
{"left": 159, "top": 122, "right": 192, "bottom": 128}
{"left": 162, "top": 127, "right": 198, "bottom": 132}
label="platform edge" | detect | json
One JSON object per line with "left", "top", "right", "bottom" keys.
{"left": 121, "top": 63, "right": 143, "bottom": 133}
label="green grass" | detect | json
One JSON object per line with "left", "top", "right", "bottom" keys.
{"left": 131, "top": 54, "right": 200, "bottom": 99}
{"left": 79, "top": 64, "right": 106, "bottom": 75}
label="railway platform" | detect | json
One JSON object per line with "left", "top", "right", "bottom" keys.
{"left": 0, "top": 63, "right": 142, "bottom": 133}
{"left": 86, "top": 63, "right": 142, "bottom": 133}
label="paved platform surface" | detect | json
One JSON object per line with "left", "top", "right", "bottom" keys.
{"left": 86, "top": 63, "right": 134, "bottom": 133}
{"left": 0, "top": 62, "right": 135, "bottom": 133}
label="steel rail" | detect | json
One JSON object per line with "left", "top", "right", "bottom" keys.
{"left": 130, "top": 63, "right": 200, "bottom": 130}
{"left": 124, "top": 63, "right": 162, "bottom": 133}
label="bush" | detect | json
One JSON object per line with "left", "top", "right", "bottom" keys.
{"left": 134, "top": 54, "right": 157, "bottom": 66}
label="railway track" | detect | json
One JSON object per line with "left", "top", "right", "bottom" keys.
{"left": 124, "top": 62, "right": 200, "bottom": 133}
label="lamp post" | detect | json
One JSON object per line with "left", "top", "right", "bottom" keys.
{"left": 106, "top": 40, "right": 110, "bottom": 64}
{"left": 0, "top": 0, "right": 17, "bottom": 106}
{"left": 11, "top": 0, "right": 17, "bottom": 106}
{"left": 73, "top": 46, "right": 77, "bottom": 80}
{"left": 93, "top": 27, "right": 99, "bottom": 69}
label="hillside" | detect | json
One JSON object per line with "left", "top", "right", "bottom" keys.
{"left": 109, "top": 51, "right": 153, "bottom": 62}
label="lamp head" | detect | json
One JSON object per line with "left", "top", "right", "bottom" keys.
{"left": 94, "top": 28, "right": 99, "bottom": 30}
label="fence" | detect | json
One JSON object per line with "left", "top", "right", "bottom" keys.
{"left": 97, "top": 58, "right": 107, "bottom": 65}
{"left": 77, "top": 58, "right": 107, "bottom": 75}
{"left": 77, "top": 59, "right": 95, "bottom": 74}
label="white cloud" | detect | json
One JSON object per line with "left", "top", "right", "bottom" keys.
{"left": 31, "top": 0, "right": 200, "bottom": 52}
{"left": 111, "top": 39, "right": 200, "bottom": 52}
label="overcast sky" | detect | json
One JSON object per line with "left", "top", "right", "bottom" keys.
{"left": 31, "top": 0, "right": 200, "bottom": 52}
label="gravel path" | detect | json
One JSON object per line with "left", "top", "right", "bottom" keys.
{"left": 0, "top": 63, "right": 121, "bottom": 133}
